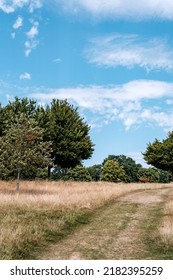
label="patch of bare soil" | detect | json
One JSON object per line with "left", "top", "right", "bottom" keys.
{"left": 39, "top": 188, "right": 172, "bottom": 260}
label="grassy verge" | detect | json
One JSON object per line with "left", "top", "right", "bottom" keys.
{"left": 140, "top": 202, "right": 173, "bottom": 259}
{"left": 0, "top": 205, "right": 92, "bottom": 259}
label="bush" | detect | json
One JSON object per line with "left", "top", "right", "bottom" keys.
{"left": 138, "top": 167, "right": 172, "bottom": 183}
{"left": 101, "top": 160, "right": 127, "bottom": 182}
{"left": 87, "top": 164, "right": 102, "bottom": 181}
{"left": 67, "top": 165, "right": 92, "bottom": 181}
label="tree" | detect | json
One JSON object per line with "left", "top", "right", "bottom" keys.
{"left": 87, "top": 164, "right": 102, "bottom": 181}
{"left": 0, "top": 114, "right": 52, "bottom": 191}
{"left": 42, "top": 99, "right": 94, "bottom": 175}
{"left": 101, "top": 160, "right": 127, "bottom": 182}
{"left": 158, "top": 169, "right": 172, "bottom": 183}
{"left": 103, "top": 155, "right": 142, "bottom": 182}
{"left": 1, "top": 98, "right": 94, "bottom": 178}
{"left": 2, "top": 97, "right": 37, "bottom": 130}
{"left": 143, "top": 132, "right": 173, "bottom": 178}
{"left": 138, "top": 167, "right": 160, "bottom": 182}
{"left": 67, "top": 165, "right": 92, "bottom": 181}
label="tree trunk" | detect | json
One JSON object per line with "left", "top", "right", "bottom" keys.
{"left": 16, "top": 169, "right": 20, "bottom": 192}
{"left": 171, "top": 171, "right": 173, "bottom": 182}
{"left": 48, "top": 165, "right": 51, "bottom": 179}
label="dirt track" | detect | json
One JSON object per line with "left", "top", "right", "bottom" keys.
{"left": 39, "top": 187, "right": 172, "bottom": 260}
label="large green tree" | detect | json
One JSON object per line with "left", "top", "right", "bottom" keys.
{"left": 40, "top": 99, "right": 94, "bottom": 176}
{"left": 1, "top": 98, "right": 94, "bottom": 178}
{"left": 0, "top": 114, "right": 52, "bottom": 190}
{"left": 143, "top": 132, "right": 173, "bottom": 178}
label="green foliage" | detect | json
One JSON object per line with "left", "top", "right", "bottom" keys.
{"left": 101, "top": 160, "right": 127, "bottom": 182}
{"left": 103, "top": 155, "right": 142, "bottom": 182}
{"left": 47, "top": 99, "right": 94, "bottom": 168}
{"left": 52, "top": 165, "right": 92, "bottom": 182}
{"left": 158, "top": 169, "right": 172, "bottom": 183}
{"left": 0, "top": 114, "right": 52, "bottom": 189}
{"left": 87, "top": 164, "right": 102, "bottom": 181}
{"left": 0, "top": 98, "right": 94, "bottom": 179}
{"left": 138, "top": 168, "right": 160, "bottom": 182}
{"left": 138, "top": 167, "right": 171, "bottom": 183}
{"left": 35, "top": 168, "right": 48, "bottom": 179}
{"left": 143, "top": 133, "right": 173, "bottom": 177}
{"left": 66, "top": 165, "right": 92, "bottom": 181}
{"left": 2, "top": 97, "right": 37, "bottom": 131}
{"left": 51, "top": 167, "right": 69, "bottom": 180}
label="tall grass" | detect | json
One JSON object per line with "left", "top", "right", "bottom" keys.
{"left": 159, "top": 189, "right": 173, "bottom": 246}
{"left": 0, "top": 180, "right": 171, "bottom": 259}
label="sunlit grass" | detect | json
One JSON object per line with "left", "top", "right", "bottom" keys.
{"left": 0, "top": 180, "right": 172, "bottom": 259}
{"left": 159, "top": 190, "right": 173, "bottom": 245}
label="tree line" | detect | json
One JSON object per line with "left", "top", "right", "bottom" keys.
{"left": 52, "top": 155, "right": 171, "bottom": 183}
{"left": 0, "top": 97, "right": 172, "bottom": 189}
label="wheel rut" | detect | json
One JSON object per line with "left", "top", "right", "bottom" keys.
{"left": 39, "top": 188, "right": 172, "bottom": 260}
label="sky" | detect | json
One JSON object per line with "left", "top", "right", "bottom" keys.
{"left": 1, "top": 0, "right": 173, "bottom": 167}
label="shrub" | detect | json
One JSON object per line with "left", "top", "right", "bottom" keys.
{"left": 67, "top": 165, "right": 92, "bottom": 181}
{"left": 101, "top": 160, "right": 127, "bottom": 182}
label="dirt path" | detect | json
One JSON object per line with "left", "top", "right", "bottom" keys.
{"left": 39, "top": 187, "right": 172, "bottom": 260}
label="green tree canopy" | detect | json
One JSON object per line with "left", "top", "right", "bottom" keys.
{"left": 138, "top": 167, "right": 160, "bottom": 182}
{"left": 0, "top": 97, "right": 94, "bottom": 178}
{"left": 87, "top": 164, "right": 102, "bottom": 181}
{"left": 101, "top": 160, "right": 127, "bottom": 182}
{"left": 47, "top": 99, "right": 94, "bottom": 169}
{"left": 103, "top": 155, "right": 142, "bottom": 182}
{"left": 0, "top": 114, "right": 52, "bottom": 190}
{"left": 67, "top": 165, "right": 92, "bottom": 181}
{"left": 143, "top": 132, "right": 173, "bottom": 178}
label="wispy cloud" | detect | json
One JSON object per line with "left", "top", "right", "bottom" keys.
{"left": 19, "top": 72, "right": 31, "bottom": 80}
{"left": 13, "top": 16, "right": 23, "bottom": 29}
{"left": 29, "top": 80, "right": 173, "bottom": 131}
{"left": 2, "top": 78, "right": 173, "bottom": 131}
{"left": 0, "top": 0, "right": 42, "bottom": 14}
{"left": 85, "top": 34, "right": 173, "bottom": 71}
{"left": 126, "top": 152, "right": 149, "bottom": 167}
{"left": 54, "top": 0, "right": 173, "bottom": 20}
{"left": 25, "top": 21, "right": 39, "bottom": 56}
{"left": 26, "top": 22, "right": 39, "bottom": 38}
{"left": 53, "top": 58, "right": 62, "bottom": 63}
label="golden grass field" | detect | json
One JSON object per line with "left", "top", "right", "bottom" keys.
{"left": 0, "top": 180, "right": 173, "bottom": 259}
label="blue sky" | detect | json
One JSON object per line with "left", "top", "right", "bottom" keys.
{"left": 1, "top": 1, "right": 173, "bottom": 167}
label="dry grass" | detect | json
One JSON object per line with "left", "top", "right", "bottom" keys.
{"left": 0, "top": 180, "right": 169, "bottom": 210}
{"left": 159, "top": 189, "right": 173, "bottom": 245}
{"left": 0, "top": 180, "right": 172, "bottom": 259}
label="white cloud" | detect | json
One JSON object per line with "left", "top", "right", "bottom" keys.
{"left": 85, "top": 34, "right": 173, "bottom": 71}
{"left": 0, "top": 0, "right": 42, "bottom": 13}
{"left": 28, "top": 0, "right": 42, "bottom": 12}
{"left": 126, "top": 152, "right": 149, "bottom": 167}
{"left": 29, "top": 80, "right": 173, "bottom": 131}
{"left": 26, "top": 22, "right": 38, "bottom": 38}
{"left": 19, "top": 72, "right": 31, "bottom": 80}
{"left": 13, "top": 16, "right": 23, "bottom": 29}
{"left": 25, "top": 21, "right": 39, "bottom": 56}
{"left": 24, "top": 40, "right": 39, "bottom": 56}
{"left": 54, "top": 0, "right": 173, "bottom": 20}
